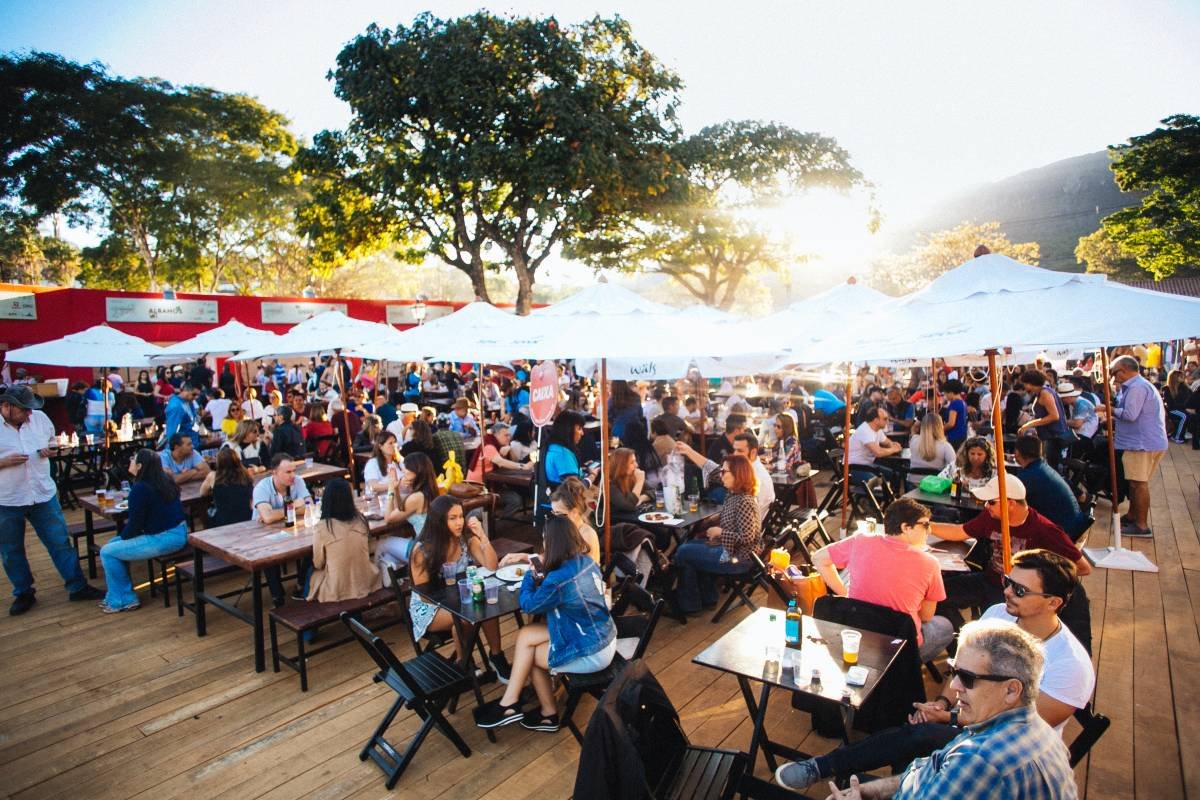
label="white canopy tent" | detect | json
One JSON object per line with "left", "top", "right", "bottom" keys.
{"left": 232, "top": 309, "right": 402, "bottom": 361}
{"left": 355, "top": 301, "right": 517, "bottom": 362}
{"left": 6, "top": 325, "right": 165, "bottom": 368}
{"left": 150, "top": 318, "right": 281, "bottom": 362}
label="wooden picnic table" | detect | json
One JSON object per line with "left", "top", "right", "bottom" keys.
{"left": 771, "top": 470, "right": 820, "bottom": 509}
{"left": 75, "top": 462, "right": 348, "bottom": 578}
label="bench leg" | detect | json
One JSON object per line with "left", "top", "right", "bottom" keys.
{"left": 161, "top": 560, "right": 171, "bottom": 608}
{"left": 175, "top": 566, "right": 185, "bottom": 618}
{"left": 297, "top": 630, "right": 308, "bottom": 692}
{"left": 146, "top": 559, "right": 157, "bottom": 598}
{"left": 84, "top": 509, "right": 97, "bottom": 579}
{"left": 269, "top": 618, "right": 281, "bottom": 674}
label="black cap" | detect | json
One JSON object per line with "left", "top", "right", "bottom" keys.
{"left": 0, "top": 385, "right": 45, "bottom": 410}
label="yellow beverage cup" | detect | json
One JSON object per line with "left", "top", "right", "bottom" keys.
{"left": 841, "top": 630, "right": 861, "bottom": 665}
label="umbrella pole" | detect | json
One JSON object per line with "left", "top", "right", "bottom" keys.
{"left": 1099, "top": 348, "right": 1122, "bottom": 550}
{"left": 477, "top": 362, "right": 487, "bottom": 484}
{"left": 335, "top": 350, "right": 358, "bottom": 492}
{"left": 986, "top": 349, "right": 1012, "bottom": 573}
{"left": 839, "top": 361, "right": 853, "bottom": 538}
{"left": 600, "top": 358, "right": 611, "bottom": 564}
{"left": 103, "top": 376, "right": 111, "bottom": 467}
{"left": 930, "top": 359, "right": 939, "bottom": 414}
{"left": 697, "top": 375, "right": 706, "bottom": 456}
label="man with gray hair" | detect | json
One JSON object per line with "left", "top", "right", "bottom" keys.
{"left": 820, "top": 619, "right": 1076, "bottom": 799}
{"left": 1095, "top": 354, "right": 1167, "bottom": 537}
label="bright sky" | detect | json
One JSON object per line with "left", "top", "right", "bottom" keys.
{"left": 3, "top": 0, "right": 1199, "bottom": 282}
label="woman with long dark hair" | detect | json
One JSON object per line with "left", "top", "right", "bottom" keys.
{"left": 400, "top": 419, "right": 437, "bottom": 461}
{"left": 608, "top": 447, "right": 649, "bottom": 513}
{"left": 97, "top": 449, "right": 187, "bottom": 613}
{"left": 375, "top": 452, "right": 439, "bottom": 571}
{"left": 474, "top": 516, "right": 615, "bottom": 732}
{"left": 607, "top": 379, "right": 645, "bottom": 441}
{"left": 406, "top": 495, "right": 509, "bottom": 679}
{"left": 199, "top": 447, "right": 254, "bottom": 527}
{"left": 308, "top": 478, "right": 380, "bottom": 602}
{"left": 134, "top": 370, "right": 156, "bottom": 419}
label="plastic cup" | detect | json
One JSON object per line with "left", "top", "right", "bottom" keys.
{"left": 655, "top": 489, "right": 665, "bottom": 509}
{"left": 442, "top": 562, "right": 458, "bottom": 586}
{"left": 687, "top": 493, "right": 699, "bottom": 513}
{"left": 841, "top": 630, "right": 862, "bottom": 665}
{"left": 764, "top": 644, "right": 782, "bottom": 679}
{"left": 457, "top": 578, "right": 473, "bottom": 605}
{"left": 485, "top": 579, "right": 500, "bottom": 605}
{"left": 304, "top": 457, "right": 314, "bottom": 469}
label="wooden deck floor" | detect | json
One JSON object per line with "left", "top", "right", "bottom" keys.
{"left": 2, "top": 444, "right": 1199, "bottom": 799}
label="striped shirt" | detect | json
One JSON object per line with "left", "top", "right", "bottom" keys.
{"left": 895, "top": 705, "right": 1077, "bottom": 799}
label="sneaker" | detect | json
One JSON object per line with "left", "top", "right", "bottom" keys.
{"left": 519, "top": 713, "right": 560, "bottom": 733}
{"left": 1122, "top": 526, "right": 1153, "bottom": 538}
{"left": 98, "top": 600, "right": 140, "bottom": 614}
{"left": 775, "top": 759, "right": 822, "bottom": 792}
{"left": 68, "top": 584, "right": 104, "bottom": 602}
{"left": 9, "top": 592, "right": 36, "bottom": 616}
{"left": 474, "top": 699, "right": 524, "bottom": 729}
{"left": 489, "top": 652, "right": 512, "bottom": 685}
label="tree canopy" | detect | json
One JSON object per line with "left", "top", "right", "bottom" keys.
{"left": 0, "top": 52, "right": 299, "bottom": 291}
{"left": 566, "top": 120, "right": 876, "bottom": 309}
{"left": 305, "top": 12, "right": 682, "bottom": 313}
{"left": 1101, "top": 114, "right": 1200, "bottom": 279}
{"left": 870, "top": 221, "right": 1040, "bottom": 295}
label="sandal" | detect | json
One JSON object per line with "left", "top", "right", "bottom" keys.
{"left": 474, "top": 699, "right": 524, "bottom": 729}
{"left": 519, "top": 712, "right": 560, "bottom": 732}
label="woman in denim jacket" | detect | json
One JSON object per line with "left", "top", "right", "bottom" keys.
{"left": 475, "top": 516, "right": 616, "bottom": 733}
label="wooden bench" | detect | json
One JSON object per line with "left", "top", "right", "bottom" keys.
{"left": 173, "top": 554, "right": 240, "bottom": 617}
{"left": 268, "top": 586, "right": 401, "bottom": 691}
{"left": 68, "top": 520, "right": 116, "bottom": 577}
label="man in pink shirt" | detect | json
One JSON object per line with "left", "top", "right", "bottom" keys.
{"left": 811, "top": 497, "right": 955, "bottom": 662}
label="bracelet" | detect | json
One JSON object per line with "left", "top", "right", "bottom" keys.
{"left": 949, "top": 708, "right": 960, "bottom": 727}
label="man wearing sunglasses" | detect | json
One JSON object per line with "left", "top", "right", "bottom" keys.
{"left": 776, "top": 549, "right": 1090, "bottom": 795}
{"left": 931, "top": 473, "right": 1092, "bottom": 652}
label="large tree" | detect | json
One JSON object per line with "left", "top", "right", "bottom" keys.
{"left": 0, "top": 52, "right": 298, "bottom": 290}
{"left": 1075, "top": 227, "right": 1143, "bottom": 279}
{"left": 307, "top": 12, "right": 682, "bottom": 313}
{"left": 1101, "top": 114, "right": 1200, "bottom": 279}
{"left": 566, "top": 120, "right": 875, "bottom": 309}
{"left": 870, "top": 221, "right": 1040, "bottom": 294}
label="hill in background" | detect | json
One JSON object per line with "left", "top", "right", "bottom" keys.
{"left": 892, "top": 150, "right": 1144, "bottom": 271}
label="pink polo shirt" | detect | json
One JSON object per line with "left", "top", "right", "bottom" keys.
{"left": 825, "top": 533, "right": 946, "bottom": 645}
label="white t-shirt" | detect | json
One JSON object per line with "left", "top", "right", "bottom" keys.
{"left": 206, "top": 398, "right": 233, "bottom": 430}
{"left": 0, "top": 409, "right": 58, "bottom": 505}
{"left": 242, "top": 399, "right": 265, "bottom": 420}
{"left": 751, "top": 457, "right": 776, "bottom": 521}
{"left": 363, "top": 457, "right": 398, "bottom": 486}
{"left": 848, "top": 421, "right": 887, "bottom": 466}
{"left": 385, "top": 418, "right": 408, "bottom": 442}
{"left": 981, "top": 604, "right": 1095, "bottom": 733}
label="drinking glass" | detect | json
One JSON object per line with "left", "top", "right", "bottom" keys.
{"left": 764, "top": 644, "right": 782, "bottom": 679}
{"left": 457, "top": 578, "right": 473, "bottom": 605}
{"left": 304, "top": 457, "right": 314, "bottom": 469}
{"left": 484, "top": 579, "right": 500, "bottom": 605}
{"left": 654, "top": 489, "right": 665, "bottom": 510}
{"left": 442, "top": 562, "right": 458, "bottom": 586}
{"left": 841, "top": 630, "right": 862, "bottom": 665}
{"left": 687, "top": 493, "right": 699, "bottom": 513}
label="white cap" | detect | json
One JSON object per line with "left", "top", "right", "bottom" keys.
{"left": 970, "top": 473, "right": 1026, "bottom": 502}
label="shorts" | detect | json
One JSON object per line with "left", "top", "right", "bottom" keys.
{"left": 1122, "top": 449, "right": 1164, "bottom": 482}
{"left": 551, "top": 638, "right": 616, "bottom": 676}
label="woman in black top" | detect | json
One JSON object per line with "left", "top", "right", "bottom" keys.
{"left": 400, "top": 419, "right": 438, "bottom": 461}
{"left": 98, "top": 449, "right": 188, "bottom": 613}
{"left": 200, "top": 447, "right": 255, "bottom": 527}
{"left": 134, "top": 370, "right": 156, "bottom": 419}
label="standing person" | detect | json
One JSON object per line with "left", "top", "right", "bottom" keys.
{"left": 83, "top": 378, "right": 115, "bottom": 435}
{"left": 133, "top": 370, "right": 156, "bottom": 419}
{"left": 97, "top": 449, "right": 188, "bottom": 613}
{"left": 164, "top": 382, "right": 200, "bottom": 447}
{"left": 152, "top": 367, "right": 174, "bottom": 419}
{"left": 473, "top": 515, "right": 614, "bottom": 732}
{"left": 1096, "top": 354, "right": 1168, "bottom": 538}
{"left": 811, "top": 498, "right": 954, "bottom": 663}
{"left": 939, "top": 380, "right": 969, "bottom": 449}
{"left": 189, "top": 358, "right": 214, "bottom": 393}
{"left": 0, "top": 387, "right": 104, "bottom": 615}
{"left": 218, "top": 363, "right": 237, "bottom": 398}
{"left": 269, "top": 406, "right": 306, "bottom": 460}
{"left": 1016, "top": 370, "right": 1072, "bottom": 470}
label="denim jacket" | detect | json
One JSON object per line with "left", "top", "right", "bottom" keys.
{"left": 519, "top": 555, "right": 615, "bottom": 669}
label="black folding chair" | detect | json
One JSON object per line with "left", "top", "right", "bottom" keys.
{"left": 341, "top": 613, "right": 473, "bottom": 789}
{"left": 1069, "top": 703, "right": 1111, "bottom": 767}
{"left": 561, "top": 579, "right": 666, "bottom": 742}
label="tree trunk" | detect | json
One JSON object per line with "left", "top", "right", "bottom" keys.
{"left": 513, "top": 256, "right": 534, "bottom": 315}
{"left": 467, "top": 265, "right": 492, "bottom": 304}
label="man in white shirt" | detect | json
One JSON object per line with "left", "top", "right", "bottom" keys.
{"left": 848, "top": 406, "right": 901, "bottom": 467}
{"left": 241, "top": 388, "right": 265, "bottom": 421}
{"left": 0, "top": 387, "right": 103, "bottom": 615}
{"left": 386, "top": 402, "right": 419, "bottom": 442}
{"left": 253, "top": 454, "right": 312, "bottom": 605}
{"left": 204, "top": 389, "right": 233, "bottom": 432}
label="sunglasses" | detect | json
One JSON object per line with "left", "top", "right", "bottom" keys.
{"left": 946, "top": 660, "right": 1019, "bottom": 690}
{"left": 1002, "top": 574, "right": 1056, "bottom": 599}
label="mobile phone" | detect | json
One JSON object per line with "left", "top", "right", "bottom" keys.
{"left": 529, "top": 554, "right": 543, "bottom": 573}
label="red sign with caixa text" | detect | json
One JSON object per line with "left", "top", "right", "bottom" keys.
{"left": 529, "top": 360, "right": 558, "bottom": 427}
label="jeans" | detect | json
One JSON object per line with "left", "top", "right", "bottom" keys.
{"left": 0, "top": 496, "right": 87, "bottom": 598}
{"left": 1168, "top": 409, "right": 1189, "bottom": 441}
{"left": 918, "top": 616, "right": 957, "bottom": 662}
{"left": 815, "top": 722, "right": 958, "bottom": 778}
{"left": 673, "top": 541, "right": 752, "bottom": 612}
{"left": 99, "top": 522, "right": 188, "bottom": 608}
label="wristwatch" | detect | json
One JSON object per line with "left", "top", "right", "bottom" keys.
{"left": 948, "top": 708, "right": 960, "bottom": 727}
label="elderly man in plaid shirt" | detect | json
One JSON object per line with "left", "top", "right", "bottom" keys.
{"left": 825, "top": 619, "right": 1076, "bottom": 800}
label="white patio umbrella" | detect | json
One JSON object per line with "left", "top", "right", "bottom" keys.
{"left": 232, "top": 309, "right": 402, "bottom": 361}
{"left": 356, "top": 301, "right": 518, "bottom": 362}
{"left": 150, "top": 318, "right": 281, "bottom": 362}
{"left": 7, "top": 324, "right": 164, "bottom": 367}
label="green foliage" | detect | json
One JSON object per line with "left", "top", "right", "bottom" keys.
{"left": 1075, "top": 227, "right": 1143, "bottom": 279}
{"left": 78, "top": 234, "right": 148, "bottom": 290}
{"left": 310, "top": 12, "right": 682, "bottom": 312}
{"left": 1102, "top": 114, "right": 1200, "bottom": 279}
{"left": 567, "top": 120, "right": 875, "bottom": 309}
{"left": 0, "top": 213, "right": 80, "bottom": 285}
{"left": 1, "top": 52, "right": 300, "bottom": 291}
{"left": 870, "top": 221, "right": 1040, "bottom": 294}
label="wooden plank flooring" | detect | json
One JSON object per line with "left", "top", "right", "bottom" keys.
{"left": 1, "top": 445, "right": 1199, "bottom": 799}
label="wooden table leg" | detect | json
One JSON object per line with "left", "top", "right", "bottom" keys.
{"left": 252, "top": 569, "right": 266, "bottom": 673}
{"left": 193, "top": 547, "right": 207, "bottom": 636}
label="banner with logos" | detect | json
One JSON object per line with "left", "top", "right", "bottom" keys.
{"left": 386, "top": 304, "right": 454, "bottom": 326}
{"left": 261, "top": 302, "right": 348, "bottom": 325}
{"left": 105, "top": 297, "right": 218, "bottom": 324}
{"left": 0, "top": 291, "right": 36, "bottom": 320}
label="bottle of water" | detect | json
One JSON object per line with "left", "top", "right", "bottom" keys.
{"left": 304, "top": 498, "right": 316, "bottom": 528}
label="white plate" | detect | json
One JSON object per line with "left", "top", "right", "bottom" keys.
{"left": 473, "top": 567, "right": 495, "bottom": 579}
{"left": 638, "top": 512, "right": 679, "bottom": 525}
{"left": 495, "top": 564, "right": 530, "bottom": 582}
{"left": 114, "top": 502, "right": 129, "bottom": 512}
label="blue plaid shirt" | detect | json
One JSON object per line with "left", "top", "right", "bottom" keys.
{"left": 895, "top": 705, "right": 1077, "bottom": 799}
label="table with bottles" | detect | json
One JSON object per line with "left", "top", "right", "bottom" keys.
{"left": 692, "top": 606, "right": 904, "bottom": 773}
{"left": 188, "top": 496, "right": 403, "bottom": 673}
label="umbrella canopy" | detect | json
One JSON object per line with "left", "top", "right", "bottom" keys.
{"left": 532, "top": 282, "right": 675, "bottom": 316}
{"left": 150, "top": 318, "right": 281, "bottom": 362}
{"left": 233, "top": 310, "right": 402, "bottom": 360}
{"left": 6, "top": 325, "right": 165, "bottom": 368}
{"left": 356, "top": 301, "right": 518, "bottom": 361}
